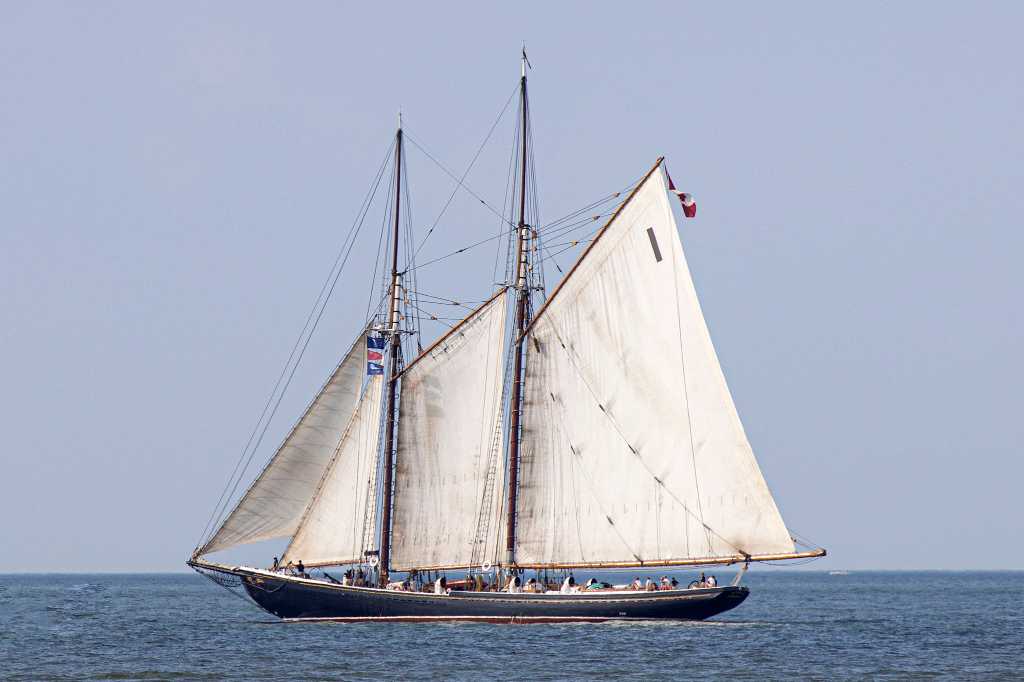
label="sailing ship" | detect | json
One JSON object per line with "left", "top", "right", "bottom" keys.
{"left": 188, "top": 55, "right": 825, "bottom": 622}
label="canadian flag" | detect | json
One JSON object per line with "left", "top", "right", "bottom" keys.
{"left": 666, "top": 170, "right": 696, "bottom": 218}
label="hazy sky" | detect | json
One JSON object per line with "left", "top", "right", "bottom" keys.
{"left": 2, "top": 2, "right": 1021, "bottom": 572}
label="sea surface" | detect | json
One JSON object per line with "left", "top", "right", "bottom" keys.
{"left": 1, "top": 571, "right": 1021, "bottom": 680}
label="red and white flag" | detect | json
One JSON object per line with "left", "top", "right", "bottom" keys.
{"left": 666, "top": 170, "right": 696, "bottom": 218}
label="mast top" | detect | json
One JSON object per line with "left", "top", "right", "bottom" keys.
{"left": 521, "top": 46, "right": 530, "bottom": 78}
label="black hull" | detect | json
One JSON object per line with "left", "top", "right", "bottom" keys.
{"left": 224, "top": 567, "right": 748, "bottom": 623}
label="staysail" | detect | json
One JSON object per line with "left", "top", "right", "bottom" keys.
{"left": 198, "top": 332, "right": 366, "bottom": 556}
{"left": 389, "top": 289, "right": 510, "bottom": 570}
{"left": 281, "top": 372, "right": 384, "bottom": 566}
{"left": 514, "top": 162, "right": 796, "bottom": 567}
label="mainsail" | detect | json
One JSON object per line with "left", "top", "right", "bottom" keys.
{"left": 514, "top": 162, "right": 796, "bottom": 567}
{"left": 389, "top": 289, "right": 510, "bottom": 570}
{"left": 198, "top": 332, "right": 366, "bottom": 556}
{"left": 282, "top": 372, "right": 384, "bottom": 566}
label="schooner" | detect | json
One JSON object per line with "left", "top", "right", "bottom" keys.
{"left": 188, "top": 55, "right": 824, "bottom": 622}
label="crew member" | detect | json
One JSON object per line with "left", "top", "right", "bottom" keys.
{"left": 434, "top": 576, "right": 449, "bottom": 595}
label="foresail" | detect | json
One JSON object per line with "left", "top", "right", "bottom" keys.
{"left": 390, "top": 289, "right": 509, "bottom": 570}
{"left": 282, "top": 373, "right": 383, "bottom": 566}
{"left": 515, "top": 163, "right": 795, "bottom": 566}
{"left": 199, "top": 332, "right": 366, "bottom": 556}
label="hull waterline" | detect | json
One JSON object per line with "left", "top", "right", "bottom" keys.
{"left": 198, "top": 564, "right": 749, "bottom": 623}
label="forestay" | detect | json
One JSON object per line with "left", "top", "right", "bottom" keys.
{"left": 282, "top": 373, "right": 383, "bottom": 566}
{"left": 390, "top": 290, "right": 509, "bottom": 570}
{"left": 515, "top": 164, "right": 795, "bottom": 566}
{"left": 199, "top": 332, "right": 366, "bottom": 556}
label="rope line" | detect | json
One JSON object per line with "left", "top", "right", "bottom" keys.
{"left": 405, "top": 133, "right": 512, "bottom": 228}
{"left": 408, "top": 83, "right": 519, "bottom": 262}
{"left": 195, "top": 138, "right": 394, "bottom": 553}
{"left": 544, "top": 325, "right": 746, "bottom": 558}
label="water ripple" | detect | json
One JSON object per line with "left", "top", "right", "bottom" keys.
{"left": 1, "top": 572, "right": 1021, "bottom": 679}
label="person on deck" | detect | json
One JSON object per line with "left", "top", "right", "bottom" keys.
{"left": 341, "top": 570, "right": 352, "bottom": 587}
{"left": 271, "top": 557, "right": 280, "bottom": 572}
{"left": 507, "top": 575, "right": 522, "bottom": 593}
{"left": 560, "top": 575, "right": 577, "bottom": 594}
{"left": 698, "top": 571, "right": 707, "bottom": 587}
{"left": 645, "top": 577, "right": 657, "bottom": 591}
{"left": 706, "top": 574, "right": 718, "bottom": 587}
{"left": 660, "top": 576, "right": 672, "bottom": 590}
{"left": 630, "top": 577, "right": 643, "bottom": 590}
{"left": 434, "top": 576, "right": 449, "bottom": 595}
{"left": 296, "top": 560, "right": 306, "bottom": 578}
{"left": 285, "top": 560, "right": 295, "bottom": 574}
{"left": 671, "top": 577, "right": 679, "bottom": 589}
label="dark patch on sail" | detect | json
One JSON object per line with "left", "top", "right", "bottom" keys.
{"left": 646, "top": 228, "right": 663, "bottom": 262}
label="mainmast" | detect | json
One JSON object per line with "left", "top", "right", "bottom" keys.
{"left": 378, "top": 121, "right": 403, "bottom": 585}
{"left": 505, "top": 51, "right": 531, "bottom": 567}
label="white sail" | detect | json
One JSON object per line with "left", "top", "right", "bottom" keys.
{"left": 199, "top": 332, "right": 366, "bottom": 556}
{"left": 282, "top": 373, "right": 383, "bottom": 566}
{"left": 390, "top": 290, "right": 509, "bottom": 570}
{"left": 515, "top": 164, "right": 795, "bottom": 566}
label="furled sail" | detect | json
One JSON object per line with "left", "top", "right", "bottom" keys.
{"left": 389, "top": 289, "right": 509, "bottom": 570}
{"left": 199, "top": 332, "right": 366, "bottom": 556}
{"left": 281, "top": 372, "right": 383, "bottom": 566}
{"left": 514, "top": 163, "right": 795, "bottom": 567}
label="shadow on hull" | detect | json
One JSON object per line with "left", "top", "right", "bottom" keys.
{"left": 221, "top": 567, "right": 748, "bottom": 623}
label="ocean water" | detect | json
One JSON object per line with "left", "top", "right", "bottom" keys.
{"left": 1, "top": 571, "right": 1021, "bottom": 680}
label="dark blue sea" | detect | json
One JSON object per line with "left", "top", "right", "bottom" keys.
{"left": 1, "top": 571, "right": 1021, "bottom": 680}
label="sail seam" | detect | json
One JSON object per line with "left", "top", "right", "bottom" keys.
{"left": 543, "top": 323, "right": 746, "bottom": 558}
{"left": 282, "top": 370, "right": 381, "bottom": 564}
{"left": 561, "top": 438, "right": 642, "bottom": 563}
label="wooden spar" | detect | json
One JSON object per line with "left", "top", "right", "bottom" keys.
{"left": 394, "top": 287, "right": 509, "bottom": 380}
{"left": 290, "top": 558, "right": 365, "bottom": 570}
{"left": 520, "top": 156, "right": 665, "bottom": 341}
{"left": 377, "top": 126, "right": 403, "bottom": 586}
{"left": 504, "top": 63, "right": 530, "bottom": 566}
{"left": 392, "top": 548, "right": 826, "bottom": 574}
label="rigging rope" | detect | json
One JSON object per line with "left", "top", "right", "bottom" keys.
{"left": 561, "top": 438, "right": 642, "bottom": 563}
{"left": 404, "top": 133, "right": 513, "bottom": 229}
{"left": 195, "top": 139, "right": 394, "bottom": 553}
{"left": 544, "top": 324, "right": 746, "bottom": 558}
{"left": 407, "top": 83, "right": 519, "bottom": 262}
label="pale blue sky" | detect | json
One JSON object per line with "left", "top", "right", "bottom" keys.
{"left": 1, "top": 2, "right": 1021, "bottom": 572}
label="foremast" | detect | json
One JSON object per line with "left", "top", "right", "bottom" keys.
{"left": 505, "top": 51, "right": 532, "bottom": 568}
{"left": 378, "top": 122, "right": 404, "bottom": 586}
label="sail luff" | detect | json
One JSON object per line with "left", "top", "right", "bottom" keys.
{"left": 197, "top": 330, "right": 366, "bottom": 557}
